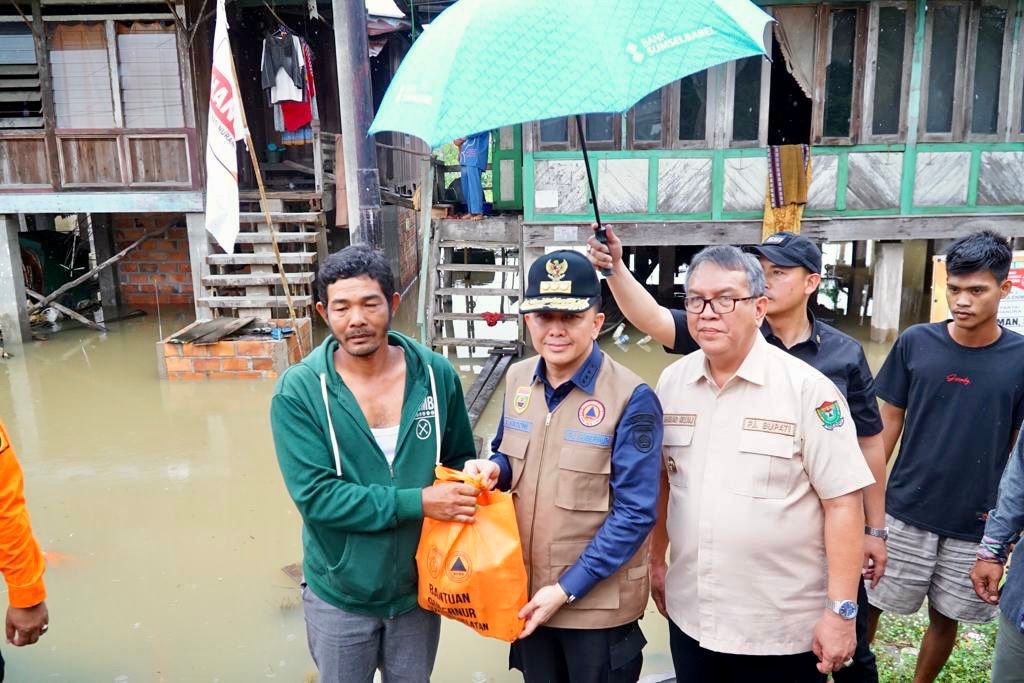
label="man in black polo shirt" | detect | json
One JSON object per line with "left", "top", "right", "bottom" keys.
{"left": 586, "top": 228, "right": 887, "bottom": 682}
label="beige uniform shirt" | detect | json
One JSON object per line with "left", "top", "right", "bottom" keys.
{"left": 656, "top": 333, "right": 874, "bottom": 656}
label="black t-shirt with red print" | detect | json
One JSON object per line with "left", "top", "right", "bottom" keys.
{"left": 876, "top": 321, "right": 1024, "bottom": 541}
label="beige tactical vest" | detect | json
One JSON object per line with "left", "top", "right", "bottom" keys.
{"left": 498, "top": 353, "right": 650, "bottom": 629}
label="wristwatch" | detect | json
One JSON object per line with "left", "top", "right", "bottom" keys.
{"left": 558, "top": 581, "right": 576, "bottom": 605}
{"left": 827, "top": 599, "right": 859, "bottom": 620}
{"left": 865, "top": 525, "right": 889, "bottom": 541}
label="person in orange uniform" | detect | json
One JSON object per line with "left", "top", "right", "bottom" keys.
{"left": 0, "top": 419, "right": 49, "bottom": 681}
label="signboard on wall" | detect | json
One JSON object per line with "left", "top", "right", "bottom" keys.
{"left": 930, "top": 253, "right": 1024, "bottom": 335}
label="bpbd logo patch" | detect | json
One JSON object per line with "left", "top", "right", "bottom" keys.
{"left": 578, "top": 400, "right": 606, "bottom": 428}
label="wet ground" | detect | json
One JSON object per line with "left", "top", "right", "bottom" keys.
{"left": 0, "top": 285, "right": 893, "bottom": 681}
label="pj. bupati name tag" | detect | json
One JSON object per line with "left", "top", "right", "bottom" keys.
{"left": 742, "top": 417, "right": 796, "bottom": 437}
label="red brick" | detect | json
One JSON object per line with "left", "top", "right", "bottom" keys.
{"left": 209, "top": 342, "right": 236, "bottom": 356}
{"left": 194, "top": 358, "right": 221, "bottom": 372}
{"left": 237, "top": 340, "right": 271, "bottom": 356}
{"left": 262, "top": 371, "right": 279, "bottom": 379}
{"left": 183, "top": 343, "right": 210, "bottom": 357}
{"left": 251, "top": 357, "right": 274, "bottom": 371}
{"left": 120, "top": 263, "right": 138, "bottom": 273}
{"left": 221, "top": 357, "right": 250, "bottom": 371}
{"left": 165, "top": 356, "right": 193, "bottom": 373}
{"left": 163, "top": 344, "right": 182, "bottom": 357}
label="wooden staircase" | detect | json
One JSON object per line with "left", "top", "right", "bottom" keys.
{"left": 426, "top": 217, "right": 524, "bottom": 354}
{"left": 199, "top": 199, "right": 327, "bottom": 320}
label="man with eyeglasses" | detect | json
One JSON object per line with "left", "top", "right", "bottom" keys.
{"left": 587, "top": 228, "right": 888, "bottom": 682}
{"left": 649, "top": 245, "right": 874, "bottom": 681}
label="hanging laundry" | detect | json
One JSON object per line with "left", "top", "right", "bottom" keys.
{"left": 280, "top": 41, "right": 316, "bottom": 132}
{"left": 762, "top": 144, "right": 811, "bottom": 239}
{"left": 261, "top": 31, "right": 304, "bottom": 103}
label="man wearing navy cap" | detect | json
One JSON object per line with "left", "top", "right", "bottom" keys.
{"left": 587, "top": 229, "right": 888, "bottom": 682}
{"left": 463, "top": 249, "right": 663, "bottom": 682}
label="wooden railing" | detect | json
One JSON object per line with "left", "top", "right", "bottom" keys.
{"left": 0, "top": 127, "right": 199, "bottom": 191}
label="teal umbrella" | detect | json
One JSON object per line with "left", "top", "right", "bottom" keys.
{"left": 370, "top": 0, "right": 772, "bottom": 254}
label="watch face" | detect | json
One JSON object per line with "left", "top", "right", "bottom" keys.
{"left": 838, "top": 600, "right": 858, "bottom": 619}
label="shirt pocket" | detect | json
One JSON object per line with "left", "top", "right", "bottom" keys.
{"left": 663, "top": 425, "right": 694, "bottom": 489}
{"left": 728, "top": 430, "right": 798, "bottom": 499}
{"left": 500, "top": 431, "right": 529, "bottom": 491}
{"left": 555, "top": 446, "right": 611, "bottom": 512}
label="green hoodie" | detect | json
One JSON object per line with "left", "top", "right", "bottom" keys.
{"left": 270, "top": 331, "right": 476, "bottom": 618}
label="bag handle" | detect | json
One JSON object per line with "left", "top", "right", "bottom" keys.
{"left": 433, "top": 466, "right": 491, "bottom": 504}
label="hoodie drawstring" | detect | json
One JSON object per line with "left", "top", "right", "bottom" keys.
{"left": 427, "top": 365, "right": 442, "bottom": 466}
{"left": 320, "top": 373, "right": 343, "bottom": 478}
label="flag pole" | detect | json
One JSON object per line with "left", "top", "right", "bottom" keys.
{"left": 226, "top": 56, "right": 304, "bottom": 357}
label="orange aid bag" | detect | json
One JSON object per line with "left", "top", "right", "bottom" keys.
{"left": 416, "top": 466, "right": 528, "bottom": 642}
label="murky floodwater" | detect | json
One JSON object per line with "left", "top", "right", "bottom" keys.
{"left": 0, "top": 281, "right": 892, "bottom": 681}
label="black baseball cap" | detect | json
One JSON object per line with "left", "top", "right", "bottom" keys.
{"left": 748, "top": 232, "right": 822, "bottom": 273}
{"left": 520, "top": 250, "right": 600, "bottom": 313}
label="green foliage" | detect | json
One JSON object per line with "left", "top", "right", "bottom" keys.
{"left": 871, "top": 609, "right": 997, "bottom": 682}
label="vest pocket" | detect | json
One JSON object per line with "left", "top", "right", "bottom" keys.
{"left": 500, "top": 431, "right": 529, "bottom": 491}
{"left": 550, "top": 540, "right": 620, "bottom": 609}
{"left": 556, "top": 446, "right": 611, "bottom": 512}
{"left": 728, "top": 430, "right": 798, "bottom": 499}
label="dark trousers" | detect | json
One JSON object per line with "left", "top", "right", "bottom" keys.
{"left": 510, "top": 621, "right": 646, "bottom": 683}
{"left": 832, "top": 581, "right": 878, "bottom": 683}
{"left": 669, "top": 620, "right": 826, "bottom": 683}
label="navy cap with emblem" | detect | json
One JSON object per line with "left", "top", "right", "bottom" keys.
{"left": 748, "top": 232, "right": 822, "bottom": 274}
{"left": 520, "top": 250, "right": 600, "bottom": 313}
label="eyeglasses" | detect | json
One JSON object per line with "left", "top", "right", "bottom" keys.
{"left": 683, "top": 295, "right": 758, "bottom": 315}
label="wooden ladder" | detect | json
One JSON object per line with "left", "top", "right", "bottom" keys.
{"left": 199, "top": 199, "right": 327, "bottom": 320}
{"left": 426, "top": 217, "right": 523, "bottom": 354}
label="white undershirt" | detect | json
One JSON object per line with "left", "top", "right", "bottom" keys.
{"left": 370, "top": 424, "right": 401, "bottom": 468}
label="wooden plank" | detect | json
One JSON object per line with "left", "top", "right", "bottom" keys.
{"left": 239, "top": 190, "right": 322, "bottom": 201}
{"left": 436, "top": 263, "right": 519, "bottom": 273}
{"left": 436, "top": 217, "right": 522, "bottom": 244}
{"left": 25, "top": 288, "right": 107, "bottom": 332}
{"left": 193, "top": 316, "right": 256, "bottom": 345}
{"left": 523, "top": 215, "right": 1024, "bottom": 247}
{"left": 0, "top": 79, "right": 40, "bottom": 88}
{"left": 203, "top": 273, "right": 315, "bottom": 287}
{"left": 437, "top": 239, "right": 519, "bottom": 250}
{"left": 0, "top": 117, "right": 44, "bottom": 128}
{"left": 435, "top": 287, "right": 520, "bottom": 297}
{"left": 238, "top": 212, "right": 321, "bottom": 224}
{"left": 434, "top": 312, "right": 517, "bottom": 322}
{"left": 206, "top": 253, "right": 317, "bottom": 266}
{"left": 0, "top": 66, "right": 39, "bottom": 76}
{"left": 168, "top": 318, "right": 227, "bottom": 344}
{"left": 431, "top": 337, "right": 520, "bottom": 347}
{"left": 0, "top": 191, "right": 203, "bottom": 213}
{"left": 0, "top": 90, "right": 41, "bottom": 102}
{"left": 200, "top": 295, "right": 313, "bottom": 308}
{"left": 464, "top": 353, "right": 513, "bottom": 428}
{"left": 233, "top": 232, "right": 318, "bottom": 244}
{"left": 31, "top": 0, "right": 59, "bottom": 190}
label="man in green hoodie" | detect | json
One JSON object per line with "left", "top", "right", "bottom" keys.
{"left": 271, "top": 245, "right": 478, "bottom": 683}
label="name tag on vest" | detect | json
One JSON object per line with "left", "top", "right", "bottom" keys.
{"left": 564, "top": 430, "right": 612, "bottom": 447}
{"left": 742, "top": 417, "right": 796, "bottom": 437}
{"left": 504, "top": 417, "right": 532, "bottom": 432}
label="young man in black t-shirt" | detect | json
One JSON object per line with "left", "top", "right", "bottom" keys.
{"left": 586, "top": 228, "right": 888, "bottom": 682}
{"left": 866, "top": 230, "right": 1024, "bottom": 683}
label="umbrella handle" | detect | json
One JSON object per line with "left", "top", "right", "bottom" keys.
{"left": 576, "top": 115, "right": 613, "bottom": 278}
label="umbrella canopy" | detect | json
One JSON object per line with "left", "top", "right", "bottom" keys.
{"left": 370, "top": 0, "right": 773, "bottom": 148}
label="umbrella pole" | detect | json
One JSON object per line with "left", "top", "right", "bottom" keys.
{"left": 576, "top": 115, "right": 612, "bottom": 277}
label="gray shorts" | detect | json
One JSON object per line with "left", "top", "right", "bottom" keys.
{"left": 865, "top": 515, "right": 998, "bottom": 624}
{"left": 302, "top": 584, "right": 441, "bottom": 683}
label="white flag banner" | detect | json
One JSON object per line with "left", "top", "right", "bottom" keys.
{"left": 204, "top": 0, "right": 246, "bottom": 253}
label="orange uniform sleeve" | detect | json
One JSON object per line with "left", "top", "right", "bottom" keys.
{"left": 0, "top": 421, "right": 46, "bottom": 608}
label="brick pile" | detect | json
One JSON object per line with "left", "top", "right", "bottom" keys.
{"left": 159, "top": 318, "right": 314, "bottom": 381}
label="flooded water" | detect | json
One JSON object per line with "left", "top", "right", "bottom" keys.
{"left": 0, "top": 284, "right": 892, "bottom": 681}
